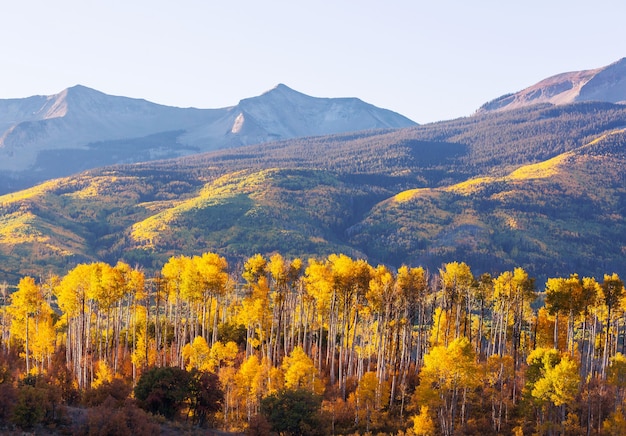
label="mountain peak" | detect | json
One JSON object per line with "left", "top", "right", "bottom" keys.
{"left": 66, "top": 84, "right": 97, "bottom": 93}
{"left": 255, "top": 83, "right": 308, "bottom": 101}
{"left": 270, "top": 83, "right": 293, "bottom": 92}
{"left": 57, "top": 84, "right": 108, "bottom": 101}
{"left": 478, "top": 57, "right": 626, "bottom": 113}
{"left": 233, "top": 83, "right": 415, "bottom": 140}
{"left": 36, "top": 85, "right": 116, "bottom": 120}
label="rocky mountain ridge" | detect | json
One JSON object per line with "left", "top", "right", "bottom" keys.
{"left": 478, "top": 57, "right": 626, "bottom": 113}
{"left": 0, "top": 84, "right": 415, "bottom": 193}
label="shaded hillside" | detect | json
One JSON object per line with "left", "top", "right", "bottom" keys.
{"left": 1, "top": 102, "right": 626, "bottom": 281}
{"left": 348, "top": 129, "right": 626, "bottom": 281}
{"left": 137, "top": 101, "right": 626, "bottom": 180}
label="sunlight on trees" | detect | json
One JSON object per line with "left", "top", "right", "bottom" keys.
{"left": 2, "top": 252, "right": 626, "bottom": 433}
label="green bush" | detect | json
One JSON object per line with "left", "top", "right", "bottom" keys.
{"left": 11, "top": 385, "right": 46, "bottom": 430}
{"left": 261, "top": 388, "right": 324, "bottom": 436}
{"left": 134, "top": 366, "right": 191, "bottom": 420}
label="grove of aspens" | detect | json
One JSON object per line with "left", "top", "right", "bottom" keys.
{"left": 1, "top": 251, "right": 626, "bottom": 435}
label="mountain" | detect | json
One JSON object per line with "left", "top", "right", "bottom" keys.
{"left": 348, "top": 127, "right": 626, "bottom": 278}
{"left": 2, "top": 58, "right": 626, "bottom": 283}
{"left": 1, "top": 101, "right": 625, "bottom": 283}
{"left": 478, "top": 57, "right": 626, "bottom": 113}
{"left": 0, "top": 84, "right": 415, "bottom": 193}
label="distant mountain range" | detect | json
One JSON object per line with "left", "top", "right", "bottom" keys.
{"left": 1, "top": 58, "right": 626, "bottom": 283}
{"left": 478, "top": 57, "right": 626, "bottom": 112}
{"left": 0, "top": 84, "right": 415, "bottom": 193}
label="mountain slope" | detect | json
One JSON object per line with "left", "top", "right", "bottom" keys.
{"left": 348, "top": 128, "right": 626, "bottom": 280}
{"left": 478, "top": 57, "right": 626, "bottom": 113}
{"left": 0, "top": 84, "right": 415, "bottom": 193}
{"left": 1, "top": 102, "right": 626, "bottom": 282}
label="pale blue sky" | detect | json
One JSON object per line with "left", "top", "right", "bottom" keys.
{"left": 1, "top": 0, "right": 625, "bottom": 123}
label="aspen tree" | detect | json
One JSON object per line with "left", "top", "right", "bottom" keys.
{"left": 282, "top": 345, "right": 321, "bottom": 393}
{"left": 438, "top": 262, "right": 473, "bottom": 344}
{"left": 8, "top": 276, "right": 51, "bottom": 374}
{"left": 55, "top": 263, "right": 96, "bottom": 388}
{"left": 162, "top": 255, "right": 193, "bottom": 367}
{"left": 328, "top": 254, "right": 372, "bottom": 400}
{"left": 194, "top": 252, "right": 229, "bottom": 345}
{"left": 395, "top": 265, "right": 430, "bottom": 415}
{"left": 416, "top": 337, "right": 479, "bottom": 436}
{"left": 304, "top": 257, "right": 334, "bottom": 371}
{"left": 410, "top": 405, "right": 435, "bottom": 436}
{"left": 601, "top": 274, "right": 624, "bottom": 379}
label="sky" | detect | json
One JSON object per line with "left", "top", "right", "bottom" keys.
{"left": 1, "top": 1, "right": 625, "bottom": 124}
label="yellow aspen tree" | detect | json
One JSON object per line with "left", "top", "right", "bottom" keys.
{"left": 608, "top": 353, "right": 626, "bottom": 409}
{"left": 492, "top": 268, "right": 535, "bottom": 374}
{"left": 242, "top": 254, "right": 267, "bottom": 286}
{"left": 28, "top": 311, "right": 56, "bottom": 373}
{"left": 282, "top": 345, "right": 322, "bottom": 394}
{"left": 162, "top": 255, "right": 193, "bottom": 367}
{"left": 258, "top": 355, "right": 284, "bottom": 396}
{"left": 209, "top": 340, "right": 238, "bottom": 370}
{"left": 241, "top": 254, "right": 272, "bottom": 359}
{"left": 182, "top": 335, "right": 212, "bottom": 372}
{"left": 429, "top": 307, "right": 450, "bottom": 347}
{"left": 355, "top": 371, "right": 378, "bottom": 432}
{"left": 236, "top": 354, "right": 262, "bottom": 421}
{"left": 473, "top": 273, "right": 494, "bottom": 357}
{"left": 601, "top": 274, "right": 624, "bottom": 379}
{"left": 328, "top": 254, "right": 372, "bottom": 400}
{"left": 119, "top": 263, "right": 146, "bottom": 381}
{"left": 8, "top": 276, "right": 53, "bottom": 374}
{"left": 56, "top": 263, "right": 100, "bottom": 388}
{"left": 268, "top": 253, "right": 288, "bottom": 366}
{"left": 304, "top": 257, "right": 334, "bottom": 371}
{"left": 395, "top": 265, "right": 430, "bottom": 415}
{"left": 531, "top": 353, "right": 580, "bottom": 432}
{"left": 90, "top": 262, "right": 125, "bottom": 365}
{"left": 438, "top": 262, "right": 474, "bottom": 343}
{"left": 237, "top": 274, "right": 272, "bottom": 359}
{"left": 545, "top": 274, "right": 586, "bottom": 353}
{"left": 410, "top": 405, "right": 436, "bottom": 436}
{"left": 131, "top": 305, "right": 156, "bottom": 370}
{"left": 194, "top": 252, "right": 229, "bottom": 344}
{"left": 219, "top": 365, "right": 238, "bottom": 428}
{"left": 581, "top": 277, "right": 600, "bottom": 378}
{"left": 268, "top": 254, "right": 304, "bottom": 366}
{"left": 416, "top": 336, "right": 480, "bottom": 436}
{"left": 92, "top": 360, "right": 114, "bottom": 388}
{"left": 366, "top": 265, "right": 395, "bottom": 380}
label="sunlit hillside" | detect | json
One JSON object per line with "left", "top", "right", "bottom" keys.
{"left": 349, "top": 128, "right": 626, "bottom": 279}
{"left": 0, "top": 102, "right": 625, "bottom": 281}
{"left": 127, "top": 168, "right": 381, "bottom": 265}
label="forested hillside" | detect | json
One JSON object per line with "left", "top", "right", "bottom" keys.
{"left": 349, "top": 128, "right": 626, "bottom": 278}
{"left": 0, "top": 101, "right": 625, "bottom": 282}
